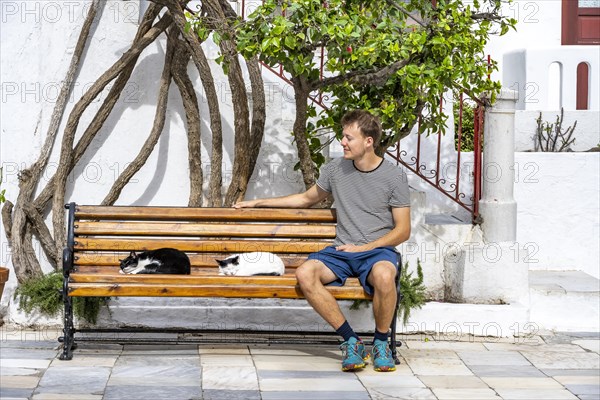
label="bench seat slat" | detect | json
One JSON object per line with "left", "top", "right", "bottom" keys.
{"left": 75, "top": 206, "right": 336, "bottom": 223}
{"left": 74, "top": 253, "right": 309, "bottom": 268}
{"left": 75, "top": 221, "right": 336, "bottom": 239}
{"left": 68, "top": 283, "right": 369, "bottom": 299}
{"left": 74, "top": 238, "right": 331, "bottom": 253}
{"left": 68, "top": 271, "right": 363, "bottom": 287}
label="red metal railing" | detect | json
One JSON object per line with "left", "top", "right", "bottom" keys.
{"left": 232, "top": 0, "right": 484, "bottom": 223}
{"left": 385, "top": 96, "right": 485, "bottom": 223}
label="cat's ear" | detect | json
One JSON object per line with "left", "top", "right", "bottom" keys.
{"left": 129, "top": 251, "right": 137, "bottom": 258}
{"left": 215, "top": 259, "right": 225, "bottom": 267}
{"left": 231, "top": 256, "right": 240, "bottom": 265}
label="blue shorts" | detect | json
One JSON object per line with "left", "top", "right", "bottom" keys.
{"left": 307, "top": 246, "right": 400, "bottom": 296}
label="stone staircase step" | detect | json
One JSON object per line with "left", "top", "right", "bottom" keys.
{"left": 529, "top": 271, "right": 600, "bottom": 332}
{"left": 425, "top": 213, "right": 471, "bottom": 225}
{"left": 530, "top": 270, "right": 599, "bottom": 294}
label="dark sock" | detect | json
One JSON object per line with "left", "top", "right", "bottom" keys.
{"left": 336, "top": 320, "right": 359, "bottom": 342}
{"left": 374, "top": 329, "right": 388, "bottom": 343}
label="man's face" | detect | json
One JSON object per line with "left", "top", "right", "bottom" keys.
{"left": 340, "top": 122, "right": 371, "bottom": 160}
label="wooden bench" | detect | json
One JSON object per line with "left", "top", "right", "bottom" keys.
{"left": 60, "top": 202, "right": 402, "bottom": 361}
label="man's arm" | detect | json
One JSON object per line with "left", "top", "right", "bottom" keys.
{"left": 336, "top": 207, "right": 411, "bottom": 252}
{"left": 233, "top": 184, "right": 330, "bottom": 209}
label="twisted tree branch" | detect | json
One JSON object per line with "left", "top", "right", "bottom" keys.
{"left": 162, "top": 0, "right": 224, "bottom": 206}
{"left": 170, "top": 32, "right": 203, "bottom": 207}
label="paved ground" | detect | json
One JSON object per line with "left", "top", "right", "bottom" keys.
{"left": 0, "top": 328, "right": 598, "bottom": 400}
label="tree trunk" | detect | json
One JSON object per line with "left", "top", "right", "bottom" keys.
{"left": 211, "top": 0, "right": 266, "bottom": 205}
{"left": 171, "top": 34, "right": 203, "bottom": 207}
{"left": 164, "top": 0, "right": 224, "bottom": 207}
{"left": 203, "top": 0, "right": 250, "bottom": 207}
{"left": 244, "top": 57, "right": 267, "bottom": 196}
{"left": 292, "top": 76, "right": 317, "bottom": 190}
{"left": 21, "top": 204, "right": 58, "bottom": 270}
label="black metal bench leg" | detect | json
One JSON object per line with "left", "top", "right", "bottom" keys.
{"left": 59, "top": 284, "right": 75, "bottom": 360}
{"left": 389, "top": 254, "right": 403, "bottom": 365}
{"left": 60, "top": 203, "right": 77, "bottom": 360}
{"left": 389, "top": 307, "right": 401, "bottom": 365}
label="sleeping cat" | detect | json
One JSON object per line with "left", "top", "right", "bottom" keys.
{"left": 216, "top": 252, "right": 285, "bottom": 276}
{"left": 119, "top": 248, "right": 191, "bottom": 274}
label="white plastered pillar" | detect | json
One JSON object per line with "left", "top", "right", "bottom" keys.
{"left": 445, "top": 89, "right": 530, "bottom": 306}
{"left": 479, "top": 88, "right": 519, "bottom": 243}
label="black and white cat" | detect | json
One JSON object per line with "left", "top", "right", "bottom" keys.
{"left": 216, "top": 252, "right": 285, "bottom": 276}
{"left": 119, "top": 248, "right": 191, "bottom": 275}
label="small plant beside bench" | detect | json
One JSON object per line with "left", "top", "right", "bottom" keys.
{"left": 60, "top": 203, "right": 402, "bottom": 361}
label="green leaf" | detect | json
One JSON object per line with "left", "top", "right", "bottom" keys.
{"left": 272, "top": 24, "right": 285, "bottom": 36}
{"left": 212, "top": 31, "right": 221, "bottom": 45}
{"left": 284, "top": 36, "right": 296, "bottom": 49}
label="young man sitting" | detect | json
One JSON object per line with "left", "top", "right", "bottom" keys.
{"left": 234, "top": 110, "right": 411, "bottom": 372}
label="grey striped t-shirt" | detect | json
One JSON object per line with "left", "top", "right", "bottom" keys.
{"left": 317, "top": 158, "right": 410, "bottom": 247}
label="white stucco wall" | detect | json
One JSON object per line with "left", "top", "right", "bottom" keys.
{"left": 514, "top": 152, "right": 600, "bottom": 279}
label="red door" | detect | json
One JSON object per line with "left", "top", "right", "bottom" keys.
{"left": 562, "top": 0, "right": 600, "bottom": 44}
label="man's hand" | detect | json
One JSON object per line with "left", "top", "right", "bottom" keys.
{"left": 335, "top": 244, "right": 369, "bottom": 253}
{"left": 232, "top": 200, "right": 259, "bottom": 209}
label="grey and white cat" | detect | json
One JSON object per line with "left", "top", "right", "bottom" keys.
{"left": 216, "top": 252, "right": 285, "bottom": 276}
{"left": 119, "top": 248, "right": 191, "bottom": 274}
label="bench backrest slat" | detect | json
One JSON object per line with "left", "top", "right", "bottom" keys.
{"left": 75, "top": 238, "right": 330, "bottom": 253}
{"left": 74, "top": 206, "right": 336, "bottom": 222}
{"left": 75, "top": 221, "right": 336, "bottom": 239}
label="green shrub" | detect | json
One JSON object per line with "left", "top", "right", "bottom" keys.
{"left": 534, "top": 108, "right": 576, "bottom": 152}
{"left": 453, "top": 99, "right": 482, "bottom": 152}
{"left": 13, "top": 272, "right": 108, "bottom": 324}
{"left": 350, "top": 259, "right": 427, "bottom": 326}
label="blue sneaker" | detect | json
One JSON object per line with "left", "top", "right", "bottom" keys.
{"left": 372, "top": 339, "right": 396, "bottom": 372}
{"left": 339, "top": 337, "right": 368, "bottom": 371}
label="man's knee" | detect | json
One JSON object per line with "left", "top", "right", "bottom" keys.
{"left": 369, "top": 261, "right": 397, "bottom": 290}
{"left": 295, "top": 260, "right": 320, "bottom": 287}
{"left": 296, "top": 260, "right": 335, "bottom": 289}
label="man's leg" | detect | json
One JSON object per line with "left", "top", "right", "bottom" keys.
{"left": 367, "top": 260, "right": 398, "bottom": 372}
{"left": 295, "top": 259, "right": 345, "bottom": 329}
{"left": 296, "top": 259, "right": 367, "bottom": 371}
{"left": 368, "top": 261, "right": 398, "bottom": 333}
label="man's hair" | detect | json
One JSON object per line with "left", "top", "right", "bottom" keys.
{"left": 341, "top": 110, "right": 383, "bottom": 147}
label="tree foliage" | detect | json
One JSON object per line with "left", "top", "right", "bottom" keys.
{"left": 225, "top": 0, "right": 516, "bottom": 182}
